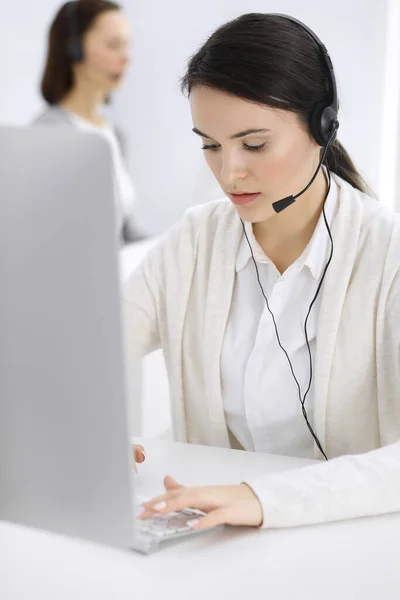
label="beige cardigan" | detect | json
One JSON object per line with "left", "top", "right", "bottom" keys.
{"left": 123, "top": 174, "right": 400, "bottom": 528}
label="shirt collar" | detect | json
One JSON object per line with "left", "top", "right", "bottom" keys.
{"left": 235, "top": 174, "right": 339, "bottom": 279}
{"left": 236, "top": 220, "right": 268, "bottom": 272}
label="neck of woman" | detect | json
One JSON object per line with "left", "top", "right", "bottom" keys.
{"left": 60, "top": 83, "right": 107, "bottom": 127}
{"left": 252, "top": 169, "right": 329, "bottom": 274}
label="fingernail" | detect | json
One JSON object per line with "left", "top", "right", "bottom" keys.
{"left": 152, "top": 501, "right": 167, "bottom": 511}
{"left": 136, "top": 506, "right": 145, "bottom": 515}
{"left": 141, "top": 450, "right": 146, "bottom": 461}
{"left": 187, "top": 519, "right": 200, "bottom": 528}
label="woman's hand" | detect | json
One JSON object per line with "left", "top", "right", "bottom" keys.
{"left": 138, "top": 475, "right": 263, "bottom": 530}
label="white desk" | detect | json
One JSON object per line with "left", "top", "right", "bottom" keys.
{"left": 1, "top": 439, "right": 399, "bottom": 600}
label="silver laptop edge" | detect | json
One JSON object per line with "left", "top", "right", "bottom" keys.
{"left": 0, "top": 125, "right": 151, "bottom": 551}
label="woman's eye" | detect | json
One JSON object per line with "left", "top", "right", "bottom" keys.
{"left": 201, "top": 142, "right": 267, "bottom": 153}
{"left": 244, "top": 143, "right": 267, "bottom": 152}
{"left": 201, "top": 144, "right": 220, "bottom": 151}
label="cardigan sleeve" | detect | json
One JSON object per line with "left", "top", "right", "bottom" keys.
{"left": 244, "top": 441, "right": 400, "bottom": 529}
{"left": 121, "top": 200, "right": 219, "bottom": 359}
{"left": 122, "top": 246, "right": 163, "bottom": 359}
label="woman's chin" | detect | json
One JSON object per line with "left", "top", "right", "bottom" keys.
{"left": 235, "top": 202, "right": 275, "bottom": 223}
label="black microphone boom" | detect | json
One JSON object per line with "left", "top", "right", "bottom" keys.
{"left": 272, "top": 195, "right": 296, "bottom": 213}
{"left": 272, "top": 122, "right": 338, "bottom": 214}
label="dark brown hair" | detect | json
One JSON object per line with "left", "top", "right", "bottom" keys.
{"left": 181, "top": 13, "right": 371, "bottom": 194}
{"left": 41, "top": 0, "right": 120, "bottom": 105}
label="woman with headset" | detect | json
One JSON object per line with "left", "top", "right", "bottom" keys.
{"left": 33, "top": 0, "right": 146, "bottom": 244}
{"left": 129, "top": 13, "right": 400, "bottom": 531}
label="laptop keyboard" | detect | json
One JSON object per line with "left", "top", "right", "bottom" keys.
{"left": 138, "top": 509, "right": 205, "bottom": 539}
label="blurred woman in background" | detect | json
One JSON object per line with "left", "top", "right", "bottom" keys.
{"left": 34, "top": 0, "right": 146, "bottom": 244}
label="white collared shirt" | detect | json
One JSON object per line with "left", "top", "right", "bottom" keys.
{"left": 220, "top": 178, "right": 338, "bottom": 458}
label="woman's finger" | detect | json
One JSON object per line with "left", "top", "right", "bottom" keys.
{"left": 163, "top": 475, "right": 184, "bottom": 491}
{"left": 134, "top": 445, "right": 146, "bottom": 463}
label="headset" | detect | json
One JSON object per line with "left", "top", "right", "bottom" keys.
{"left": 64, "top": 1, "right": 120, "bottom": 103}
{"left": 65, "top": 1, "right": 84, "bottom": 63}
{"left": 243, "top": 15, "right": 340, "bottom": 460}
{"left": 277, "top": 15, "right": 339, "bottom": 148}
{"left": 269, "top": 14, "right": 339, "bottom": 213}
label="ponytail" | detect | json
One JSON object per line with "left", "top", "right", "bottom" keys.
{"left": 324, "top": 139, "right": 373, "bottom": 196}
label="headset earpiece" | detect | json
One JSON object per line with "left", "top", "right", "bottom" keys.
{"left": 66, "top": 39, "right": 83, "bottom": 63}
{"left": 310, "top": 103, "right": 338, "bottom": 147}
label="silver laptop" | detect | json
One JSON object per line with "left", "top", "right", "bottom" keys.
{"left": 0, "top": 125, "right": 210, "bottom": 554}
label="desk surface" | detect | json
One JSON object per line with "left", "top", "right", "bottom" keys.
{"left": 1, "top": 439, "right": 399, "bottom": 600}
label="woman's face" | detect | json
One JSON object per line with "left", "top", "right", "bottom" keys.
{"left": 78, "top": 10, "right": 131, "bottom": 91}
{"left": 190, "top": 86, "right": 321, "bottom": 223}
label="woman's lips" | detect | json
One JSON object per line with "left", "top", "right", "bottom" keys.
{"left": 228, "top": 192, "right": 261, "bottom": 206}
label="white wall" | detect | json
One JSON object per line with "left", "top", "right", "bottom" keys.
{"left": 113, "top": 0, "right": 393, "bottom": 233}
{"left": 397, "top": 113, "right": 400, "bottom": 212}
{"left": 380, "top": 0, "right": 400, "bottom": 211}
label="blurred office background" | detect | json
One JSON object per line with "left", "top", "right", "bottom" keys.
{"left": 0, "top": 0, "right": 399, "bottom": 438}
{"left": 1, "top": 0, "right": 400, "bottom": 225}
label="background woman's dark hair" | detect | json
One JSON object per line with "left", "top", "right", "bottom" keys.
{"left": 181, "top": 13, "right": 371, "bottom": 195}
{"left": 41, "top": 0, "right": 120, "bottom": 105}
